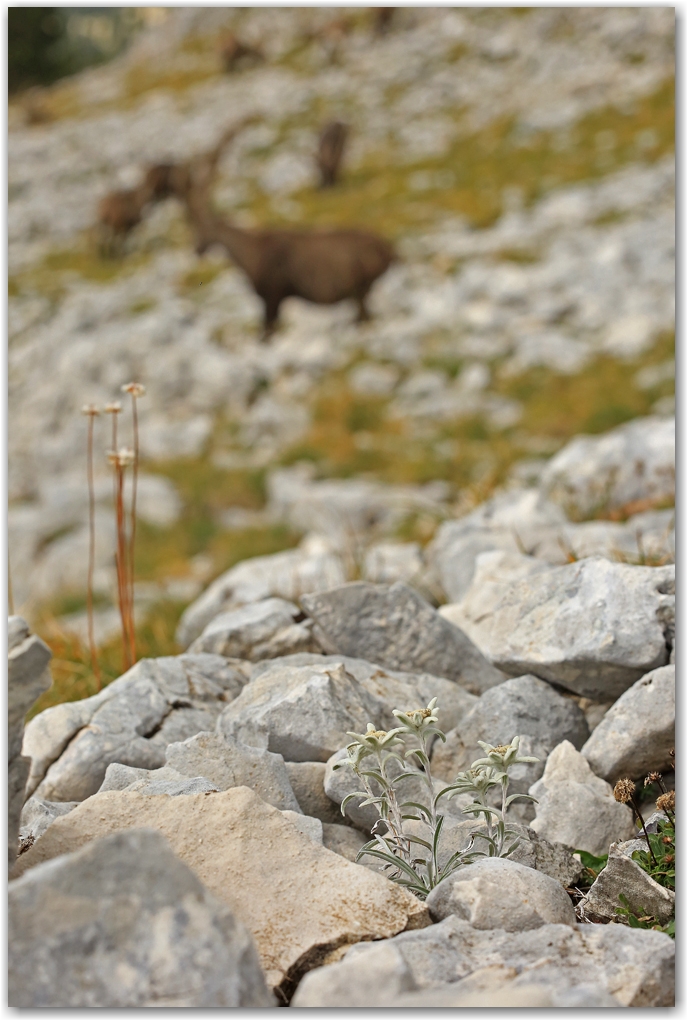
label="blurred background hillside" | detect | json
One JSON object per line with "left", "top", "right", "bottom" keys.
{"left": 7, "top": 6, "right": 674, "bottom": 714}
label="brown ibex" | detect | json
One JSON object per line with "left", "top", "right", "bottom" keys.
{"left": 183, "top": 186, "right": 396, "bottom": 342}
{"left": 96, "top": 182, "right": 153, "bottom": 255}
{"left": 219, "top": 30, "right": 264, "bottom": 72}
{"left": 316, "top": 121, "right": 349, "bottom": 188}
{"left": 373, "top": 8, "right": 396, "bottom": 36}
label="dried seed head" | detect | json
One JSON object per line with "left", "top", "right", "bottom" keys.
{"left": 656, "top": 791, "right": 675, "bottom": 814}
{"left": 614, "top": 778, "right": 636, "bottom": 804}
{"left": 122, "top": 382, "right": 146, "bottom": 397}
{"left": 107, "top": 447, "right": 135, "bottom": 468}
{"left": 645, "top": 772, "right": 662, "bottom": 786}
{"left": 104, "top": 401, "right": 122, "bottom": 414}
{"left": 81, "top": 404, "right": 100, "bottom": 416}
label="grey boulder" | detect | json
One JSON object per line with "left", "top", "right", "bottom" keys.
{"left": 216, "top": 660, "right": 387, "bottom": 762}
{"left": 165, "top": 730, "right": 301, "bottom": 811}
{"left": 187, "top": 597, "right": 316, "bottom": 660}
{"left": 22, "top": 654, "right": 249, "bottom": 803}
{"left": 582, "top": 664, "right": 675, "bottom": 782}
{"left": 581, "top": 838, "right": 675, "bottom": 924}
{"left": 252, "top": 652, "right": 478, "bottom": 733}
{"left": 285, "top": 761, "right": 354, "bottom": 825}
{"left": 176, "top": 535, "right": 345, "bottom": 647}
{"left": 8, "top": 828, "right": 273, "bottom": 1007}
{"left": 425, "top": 856, "right": 576, "bottom": 930}
{"left": 315, "top": 913, "right": 674, "bottom": 1006}
{"left": 300, "top": 581, "right": 506, "bottom": 695}
{"left": 431, "top": 674, "right": 590, "bottom": 805}
{"left": 18, "top": 796, "right": 79, "bottom": 847}
{"left": 426, "top": 488, "right": 568, "bottom": 602}
{"left": 8, "top": 617, "right": 53, "bottom": 868}
{"left": 529, "top": 741, "right": 636, "bottom": 856}
{"left": 481, "top": 558, "right": 674, "bottom": 700}
{"left": 540, "top": 414, "right": 675, "bottom": 518}
{"left": 106, "top": 765, "right": 219, "bottom": 797}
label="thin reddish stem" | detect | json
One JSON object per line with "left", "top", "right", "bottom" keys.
{"left": 114, "top": 463, "right": 132, "bottom": 671}
{"left": 128, "top": 395, "right": 139, "bottom": 663}
{"left": 86, "top": 415, "right": 101, "bottom": 689}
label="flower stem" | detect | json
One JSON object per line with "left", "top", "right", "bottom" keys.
{"left": 86, "top": 414, "right": 101, "bottom": 689}
{"left": 128, "top": 394, "right": 139, "bottom": 664}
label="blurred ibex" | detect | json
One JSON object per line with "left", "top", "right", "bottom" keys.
{"left": 219, "top": 30, "right": 264, "bottom": 72}
{"left": 373, "top": 8, "right": 396, "bottom": 36}
{"left": 96, "top": 117, "right": 257, "bottom": 255}
{"left": 183, "top": 183, "right": 396, "bottom": 342}
{"left": 316, "top": 121, "right": 349, "bottom": 188}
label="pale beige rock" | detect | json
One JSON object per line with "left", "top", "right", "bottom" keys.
{"left": 11, "top": 787, "right": 428, "bottom": 996}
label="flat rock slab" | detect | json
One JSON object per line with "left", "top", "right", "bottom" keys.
{"left": 309, "top": 913, "right": 674, "bottom": 1006}
{"left": 187, "top": 597, "right": 316, "bottom": 661}
{"left": 252, "top": 652, "right": 478, "bottom": 733}
{"left": 11, "top": 787, "right": 428, "bottom": 998}
{"left": 480, "top": 558, "right": 674, "bottom": 700}
{"left": 431, "top": 674, "right": 589, "bottom": 799}
{"left": 425, "top": 856, "right": 576, "bottom": 930}
{"left": 217, "top": 661, "right": 388, "bottom": 762}
{"left": 165, "top": 731, "right": 301, "bottom": 811}
{"left": 582, "top": 838, "right": 675, "bottom": 924}
{"left": 540, "top": 414, "right": 675, "bottom": 518}
{"left": 22, "top": 654, "right": 249, "bottom": 803}
{"left": 300, "top": 581, "right": 506, "bottom": 695}
{"left": 9, "top": 828, "right": 273, "bottom": 1007}
{"left": 529, "top": 740, "right": 635, "bottom": 857}
{"left": 176, "top": 537, "right": 346, "bottom": 647}
{"left": 582, "top": 664, "right": 675, "bottom": 783}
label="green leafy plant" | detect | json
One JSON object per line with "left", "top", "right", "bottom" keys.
{"left": 574, "top": 849, "right": 609, "bottom": 890}
{"left": 616, "top": 894, "right": 675, "bottom": 938}
{"left": 334, "top": 699, "right": 539, "bottom": 898}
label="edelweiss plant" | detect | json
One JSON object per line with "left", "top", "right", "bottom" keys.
{"left": 334, "top": 699, "right": 539, "bottom": 898}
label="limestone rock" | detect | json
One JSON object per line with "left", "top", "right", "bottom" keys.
{"left": 217, "top": 661, "right": 387, "bottom": 762}
{"left": 165, "top": 730, "right": 301, "bottom": 811}
{"left": 438, "top": 549, "right": 553, "bottom": 650}
{"left": 285, "top": 761, "right": 352, "bottom": 825}
{"left": 581, "top": 838, "right": 675, "bottom": 924}
{"left": 252, "top": 652, "right": 478, "bottom": 733}
{"left": 582, "top": 664, "right": 675, "bottom": 782}
{"left": 113, "top": 766, "right": 219, "bottom": 796}
{"left": 427, "top": 489, "right": 568, "bottom": 602}
{"left": 431, "top": 674, "right": 589, "bottom": 805}
{"left": 324, "top": 914, "right": 674, "bottom": 1006}
{"left": 540, "top": 415, "right": 675, "bottom": 518}
{"left": 529, "top": 741, "right": 636, "bottom": 856}
{"left": 8, "top": 617, "right": 53, "bottom": 868}
{"left": 281, "top": 810, "right": 323, "bottom": 844}
{"left": 481, "top": 558, "right": 674, "bottom": 700}
{"left": 291, "top": 941, "right": 417, "bottom": 1007}
{"left": 321, "top": 823, "right": 369, "bottom": 863}
{"left": 362, "top": 541, "right": 423, "bottom": 585}
{"left": 187, "top": 597, "right": 317, "bottom": 661}
{"left": 18, "top": 796, "right": 79, "bottom": 845}
{"left": 300, "top": 582, "right": 506, "bottom": 695}
{"left": 12, "top": 788, "right": 429, "bottom": 996}
{"left": 9, "top": 828, "right": 273, "bottom": 1007}
{"left": 23, "top": 654, "right": 248, "bottom": 803}
{"left": 176, "top": 535, "right": 346, "bottom": 647}
{"left": 425, "top": 856, "right": 576, "bottom": 930}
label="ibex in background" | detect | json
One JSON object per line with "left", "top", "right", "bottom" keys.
{"left": 182, "top": 182, "right": 396, "bottom": 342}
{"left": 219, "top": 30, "right": 264, "bottom": 72}
{"left": 96, "top": 117, "right": 258, "bottom": 254}
{"left": 373, "top": 8, "right": 396, "bottom": 36}
{"left": 316, "top": 121, "right": 349, "bottom": 188}
{"left": 96, "top": 183, "right": 152, "bottom": 255}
